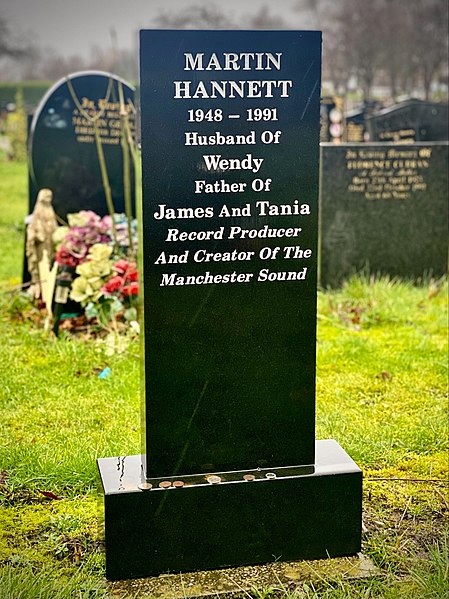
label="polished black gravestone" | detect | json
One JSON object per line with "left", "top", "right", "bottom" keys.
{"left": 366, "top": 99, "right": 449, "bottom": 143}
{"left": 320, "top": 142, "right": 449, "bottom": 287}
{"left": 28, "top": 70, "right": 136, "bottom": 220}
{"left": 98, "top": 30, "right": 362, "bottom": 580}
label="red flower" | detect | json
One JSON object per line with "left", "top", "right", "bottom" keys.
{"left": 122, "top": 282, "right": 139, "bottom": 296}
{"left": 125, "top": 264, "right": 138, "bottom": 282}
{"left": 102, "top": 276, "right": 124, "bottom": 294}
{"left": 113, "top": 260, "right": 138, "bottom": 282}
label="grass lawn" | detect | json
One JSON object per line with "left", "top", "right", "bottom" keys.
{"left": 0, "top": 158, "right": 447, "bottom": 598}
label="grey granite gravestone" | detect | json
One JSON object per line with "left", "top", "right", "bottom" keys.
{"left": 320, "top": 142, "right": 449, "bottom": 287}
{"left": 97, "top": 29, "right": 362, "bottom": 581}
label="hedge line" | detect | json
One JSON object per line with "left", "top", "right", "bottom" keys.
{"left": 0, "top": 82, "right": 54, "bottom": 109}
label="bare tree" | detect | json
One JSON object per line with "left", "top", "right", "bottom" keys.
{"left": 245, "top": 6, "right": 288, "bottom": 29}
{"left": 296, "top": 0, "right": 448, "bottom": 100}
{"left": 294, "top": 0, "right": 336, "bottom": 28}
{"left": 372, "top": 0, "right": 448, "bottom": 100}
{"left": 336, "top": 0, "right": 388, "bottom": 100}
{"left": 153, "top": 3, "right": 289, "bottom": 30}
{"left": 323, "top": 25, "right": 351, "bottom": 95}
{"left": 154, "top": 4, "right": 237, "bottom": 29}
{"left": 2, "top": 2, "right": 447, "bottom": 100}
{"left": 406, "top": 0, "right": 448, "bottom": 99}
{"left": 0, "top": 14, "right": 36, "bottom": 80}
{"left": 0, "top": 14, "right": 28, "bottom": 58}
{"left": 377, "top": 2, "right": 410, "bottom": 99}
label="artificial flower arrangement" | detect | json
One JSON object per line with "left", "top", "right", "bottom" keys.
{"left": 53, "top": 210, "right": 139, "bottom": 329}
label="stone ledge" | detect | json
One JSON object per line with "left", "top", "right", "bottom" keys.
{"left": 107, "top": 553, "right": 378, "bottom": 598}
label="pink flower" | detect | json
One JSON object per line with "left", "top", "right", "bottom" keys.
{"left": 114, "top": 259, "right": 130, "bottom": 274}
{"left": 101, "top": 215, "right": 113, "bottom": 230}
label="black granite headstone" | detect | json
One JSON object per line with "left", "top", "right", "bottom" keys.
{"left": 320, "top": 142, "right": 449, "bottom": 287}
{"left": 366, "top": 99, "right": 449, "bottom": 143}
{"left": 28, "top": 70, "right": 136, "bottom": 220}
{"left": 140, "top": 31, "right": 323, "bottom": 476}
{"left": 98, "top": 30, "right": 362, "bottom": 580}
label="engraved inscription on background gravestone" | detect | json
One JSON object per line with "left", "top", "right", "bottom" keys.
{"left": 320, "top": 142, "right": 449, "bottom": 287}
{"left": 345, "top": 108, "right": 366, "bottom": 143}
{"left": 28, "top": 71, "right": 136, "bottom": 220}
{"left": 345, "top": 101, "right": 382, "bottom": 143}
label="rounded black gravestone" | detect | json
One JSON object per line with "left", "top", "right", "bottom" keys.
{"left": 28, "top": 71, "right": 136, "bottom": 220}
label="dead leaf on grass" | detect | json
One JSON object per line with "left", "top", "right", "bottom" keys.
{"left": 38, "top": 489, "right": 62, "bottom": 500}
{"left": 376, "top": 370, "right": 392, "bottom": 380}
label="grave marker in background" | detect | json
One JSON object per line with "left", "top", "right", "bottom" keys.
{"left": 98, "top": 30, "right": 362, "bottom": 581}
{"left": 366, "top": 99, "right": 449, "bottom": 143}
{"left": 320, "top": 142, "right": 449, "bottom": 287}
{"left": 345, "top": 107, "right": 367, "bottom": 142}
{"left": 345, "top": 102, "right": 383, "bottom": 143}
{"left": 28, "top": 71, "right": 136, "bottom": 220}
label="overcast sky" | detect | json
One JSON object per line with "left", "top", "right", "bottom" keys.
{"left": 2, "top": 0, "right": 303, "bottom": 59}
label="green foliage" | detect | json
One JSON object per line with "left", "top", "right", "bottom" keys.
{"left": 0, "top": 81, "right": 53, "bottom": 108}
{"left": 0, "top": 564, "right": 105, "bottom": 599}
{"left": 410, "top": 536, "right": 449, "bottom": 599}
{"left": 0, "top": 160, "right": 27, "bottom": 286}
{"left": 5, "top": 88, "right": 27, "bottom": 162}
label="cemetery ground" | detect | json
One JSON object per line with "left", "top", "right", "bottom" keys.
{"left": 0, "top": 157, "right": 447, "bottom": 599}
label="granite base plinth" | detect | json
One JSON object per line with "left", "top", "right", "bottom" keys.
{"left": 97, "top": 439, "right": 362, "bottom": 580}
